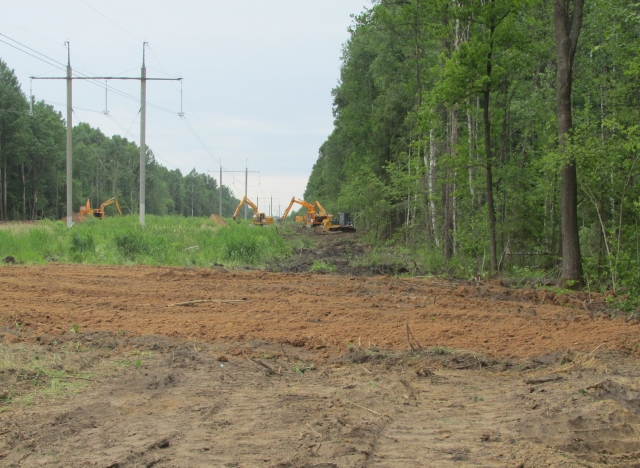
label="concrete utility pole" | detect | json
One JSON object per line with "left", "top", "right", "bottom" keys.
{"left": 270, "top": 196, "right": 272, "bottom": 217}
{"left": 31, "top": 43, "right": 181, "bottom": 227}
{"left": 215, "top": 167, "right": 258, "bottom": 219}
{"left": 65, "top": 42, "right": 72, "bottom": 228}
{"left": 139, "top": 43, "right": 147, "bottom": 226}
{"left": 244, "top": 163, "right": 248, "bottom": 219}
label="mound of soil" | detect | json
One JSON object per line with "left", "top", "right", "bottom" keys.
{"left": 208, "top": 214, "right": 228, "bottom": 226}
{"left": 59, "top": 212, "right": 88, "bottom": 224}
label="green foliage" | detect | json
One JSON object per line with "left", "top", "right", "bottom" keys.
{"left": 0, "top": 216, "right": 291, "bottom": 268}
{"left": 113, "top": 230, "right": 149, "bottom": 258}
{"left": 69, "top": 232, "right": 95, "bottom": 254}
{"left": 0, "top": 56, "right": 240, "bottom": 222}
{"left": 302, "top": 0, "right": 640, "bottom": 304}
{"left": 310, "top": 260, "right": 337, "bottom": 273}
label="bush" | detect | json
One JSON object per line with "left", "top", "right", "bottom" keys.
{"left": 69, "top": 232, "right": 95, "bottom": 254}
{"left": 113, "top": 230, "right": 149, "bottom": 258}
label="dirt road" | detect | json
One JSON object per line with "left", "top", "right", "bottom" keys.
{"left": 1, "top": 264, "right": 640, "bottom": 467}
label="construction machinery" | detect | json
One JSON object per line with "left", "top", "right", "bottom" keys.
{"left": 280, "top": 197, "right": 329, "bottom": 227}
{"left": 232, "top": 196, "right": 274, "bottom": 226}
{"left": 323, "top": 212, "right": 356, "bottom": 233}
{"left": 79, "top": 197, "right": 123, "bottom": 220}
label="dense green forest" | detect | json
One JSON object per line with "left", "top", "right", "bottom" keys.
{"left": 306, "top": 0, "right": 640, "bottom": 292}
{"left": 0, "top": 60, "right": 239, "bottom": 221}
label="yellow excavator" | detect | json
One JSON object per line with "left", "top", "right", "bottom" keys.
{"left": 79, "top": 197, "right": 123, "bottom": 220}
{"left": 280, "top": 197, "right": 330, "bottom": 227}
{"left": 232, "top": 196, "right": 274, "bottom": 226}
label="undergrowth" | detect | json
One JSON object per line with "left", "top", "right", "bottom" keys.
{"left": 0, "top": 216, "right": 290, "bottom": 268}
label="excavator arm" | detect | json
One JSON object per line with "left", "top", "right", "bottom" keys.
{"left": 232, "top": 196, "right": 259, "bottom": 220}
{"left": 99, "top": 197, "right": 123, "bottom": 216}
{"left": 280, "top": 197, "right": 316, "bottom": 221}
{"left": 314, "top": 201, "right": 327, "bottom": 217}
{"left": 280, "top": 197, "right": 297, "bottom": 221}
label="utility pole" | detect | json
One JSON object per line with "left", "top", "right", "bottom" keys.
{"left": 270, "top": 196, "right": 272, "bottom": 217}
{"left": 31, "top": 43, "right": 181, "bottom": 227}
{"left": 139, "top": 42, "right": 147, "bottom": 226}
{"left": 65, "top": 42, "right": 72, "bottom": 228}
{"left": 213, "top": 166, "right": 259, "bottom": 218}
{"left": 244, "top": 162, "right": 248, "bottom": 220}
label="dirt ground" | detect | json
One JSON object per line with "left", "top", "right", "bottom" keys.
{"left": 2, "top": 260, "right": 640, "bottom": 466}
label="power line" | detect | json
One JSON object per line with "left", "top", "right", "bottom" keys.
{"left": 181, "top": 115, "right": 221, "bottom": 166}
{"left": 42, "top": 99, "right": 103, "bottom": 114}
{"left": 0, "top": 33, "right": 178, "bottom": 115}
{"left": 147, "top": 46, "right": 238, "bottom": 167}
{"left": 0, "top": 39, "right": 64, "bottom": 71}
{"left": 0, "top": 19, "right": 61, "bottom": 46}
{"left": 107, "top": 113, "right": 178, "bottom": 169}
{"left": 78, "top": 0, "right": 142, "bottom": 43}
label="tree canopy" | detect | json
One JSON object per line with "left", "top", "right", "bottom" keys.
{"left": 305, "top": 0, "right": 640, "bottom": 292}
{"left": 0, "top": 59, "right": 239, "bottom": 221}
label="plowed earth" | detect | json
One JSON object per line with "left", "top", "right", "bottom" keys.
{"left": 1, "top": 263, "right": 640, "bottom": 467}
{"left": 1, "top": 264, "right": 638, "bottom": 358}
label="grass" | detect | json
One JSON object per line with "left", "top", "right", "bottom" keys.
{"left": 310, "top": 260, "right": 337, "bottom": 273}
{"left": 0, "top": 345, "right": 93, "bottom": 406}
{"left": 0, "top": 215, "right": 291, "bottom": 268}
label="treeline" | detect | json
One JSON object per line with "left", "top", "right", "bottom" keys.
{"left": 0, "top": 59, "right": 239, "bottom": 221}
{"left": 305, "top": 0, "right": 640, "bottom": 291}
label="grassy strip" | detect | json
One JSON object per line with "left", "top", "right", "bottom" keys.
{"left": 0, "top": 216, "right": 290, "bottom": 268}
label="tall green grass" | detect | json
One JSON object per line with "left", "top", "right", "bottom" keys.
{"left": 0, "top": 216, "right": 289, "bottom": 267}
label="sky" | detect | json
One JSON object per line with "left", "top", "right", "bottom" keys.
{"left": 0, "top": 0, "right": 369, "bottom": 216}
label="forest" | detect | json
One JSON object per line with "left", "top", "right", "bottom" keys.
{"left": 0, "top": 59, "right": 239, "bottom": 222}
{"left": 305, "top": 0, "right": 640, "bottom": 293}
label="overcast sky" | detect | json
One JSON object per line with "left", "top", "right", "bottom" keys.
{"left": 0, "top": 0, "right": 368, "bottom": 215}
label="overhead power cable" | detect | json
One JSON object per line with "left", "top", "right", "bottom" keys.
{"left": 0, "top": 38, "right": 65, "bottom": 71}
{"left": 0, "top": 33, "right": 179, "bottom": 115}
{"left": 181, "top": 115, "right": 221, "bottom": 166}
{"left": 107, "top": 113, "right": 178, "bottom": 169}
{"left": 78, "top": 0, "right": 142, "bottom": 42}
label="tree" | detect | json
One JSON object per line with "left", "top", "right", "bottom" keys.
{"left": 0, "top": 60, "right": 29, "bottom": 220}
{"left": 554, "top": 0, "right": 584, "bottom": 287}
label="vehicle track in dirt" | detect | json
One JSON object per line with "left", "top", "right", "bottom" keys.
{"left": 2, "top": 264, "right": 640, "bottom": 466}
{"left": 1, "top": 333, "right": 640, "bottom": 467}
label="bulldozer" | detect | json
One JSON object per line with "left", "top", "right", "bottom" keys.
{"left": 79, "top": 197, "right": 123, "bottom": 220}
{"left": 232, "top": 196, "right": 274, "bottom": 226}
{"left": 280, "top": 197, "right": 330, "bottom": 227}
{"left": 323, "top": 212, "right": 356, "bottom": 233}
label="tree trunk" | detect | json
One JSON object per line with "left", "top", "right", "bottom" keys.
{"left": 21, "top": 163, "right": 26, "bottom": 221}
{"left": 428, "top": 129, "right": 439, "bottom": 247}
{"left": 0, "top": 159, "right": 3, "bottom": 221}
{"left": 483, "top": 17, "right": 498, "bottom": 275}
{"left": 450, "top": 108, "right": 458, "bottom": 255}
{"left": 467, "top": 108, "right": 475, "bottom": 200}
{"left": 3, "top": 159, "right": 7, "bottom": 222}
{"left": 554, "top": 0, "right": 585, "bottom": 287}
{"left": 484, "top": 89, "right": 498, "bottom": 275}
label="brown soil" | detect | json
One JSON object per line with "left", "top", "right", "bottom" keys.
{"left": 1, "top": 264, "right": 640, "bottom": 466}
{"left": 208, "top": 214, "right": 228, "bottom": 226}
{"left": 0, "top": 264, "right": 636, "bottom": 359}
{"left": 59, "top": 213, "right": 88, "bottom": 224}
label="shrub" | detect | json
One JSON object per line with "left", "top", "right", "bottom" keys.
{"left": 113, "top": 231, "right": 149, "bottom": 258}
{"left": 69, "top": 232, "right": 95, "bottom": 254}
